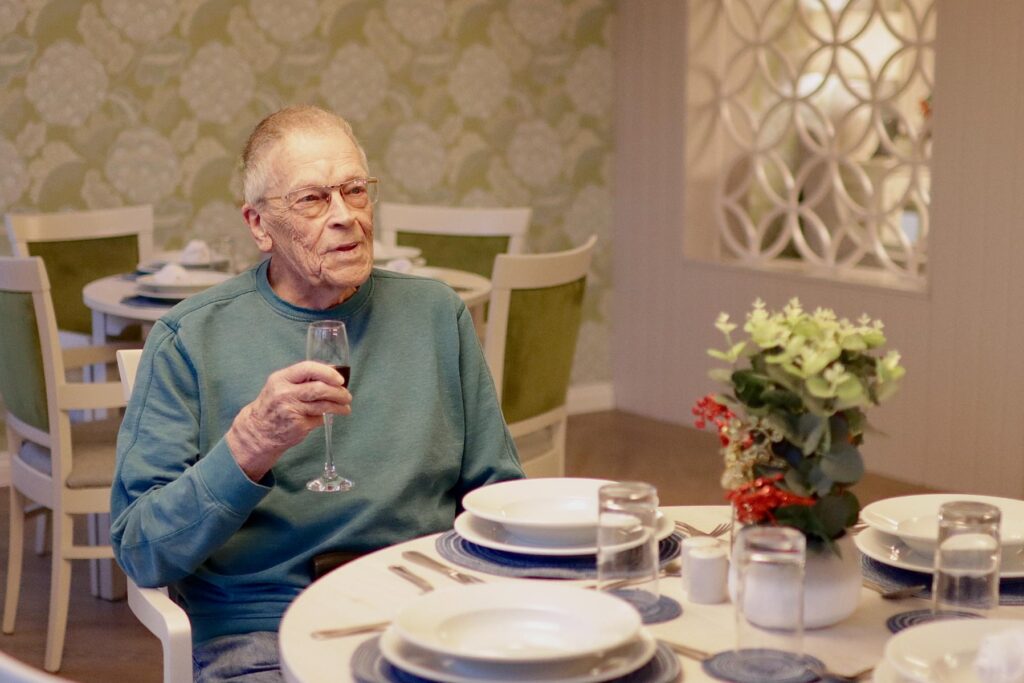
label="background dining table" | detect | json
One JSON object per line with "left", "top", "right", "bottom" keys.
{"left": 277, "top": 504, "right": 1024, "bottom": 683}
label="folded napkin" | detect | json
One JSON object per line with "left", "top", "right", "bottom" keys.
{"left": 180, "top": 239, "right": 212, "bottom": 265}
{"left": 976, "top": 628, "right": 1024, "bottom": 683}
{"left": 860, "top": 556, "right": 1024, "bottom": 606}
{"left": 151, "top": 263, "right": 190, "bottom": 284}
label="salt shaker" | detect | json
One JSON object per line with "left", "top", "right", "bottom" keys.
{"left": 685, "top": 544, "right": 728, "bottom": 604}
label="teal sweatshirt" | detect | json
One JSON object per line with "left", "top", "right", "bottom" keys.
{"left": 110, "top": 260, "right": 523, "bottom": 644}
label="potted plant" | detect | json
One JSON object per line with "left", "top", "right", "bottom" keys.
{"left": 694, "top": 298, "right": 905, "bottom": 626}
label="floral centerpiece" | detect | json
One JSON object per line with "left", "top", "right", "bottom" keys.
{"left": 694, "top": 298, "right": 905, "bottom": 553}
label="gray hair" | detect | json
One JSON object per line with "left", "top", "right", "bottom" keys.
{"left": 241, "top": 104, "right": 369, "bottom": 205}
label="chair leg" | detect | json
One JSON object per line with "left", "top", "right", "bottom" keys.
{"left": 34, "top": 509, "right": 49, "bottom": 556}
{"left": 43, "top": 513, "right": 73, "bottom": 672}
{"left": 3, "top": 488, "right": 26, "bottom": 633}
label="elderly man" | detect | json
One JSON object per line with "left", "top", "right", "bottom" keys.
{"left": 111, "top": 105, "right": 523, "bottom": 681}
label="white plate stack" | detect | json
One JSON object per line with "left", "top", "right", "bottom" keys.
{"left": 456, "top": 478, "right": 671, "bottom": 556}
{"left": 379, "top": 583, "right": 658, "bottom": 683}
{"left": 854, "top": 494, "right": 1024, "bottom": 577}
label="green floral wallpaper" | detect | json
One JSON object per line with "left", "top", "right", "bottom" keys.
{"left": 0, "top": 0, "right": 613, "bottom": 385}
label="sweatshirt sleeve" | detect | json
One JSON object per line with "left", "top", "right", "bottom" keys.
{"left": 452, "top": 305, "right": 524, "bottom": 502}
{"left": 109, "top": 323, "right": 271, "bottom": 587}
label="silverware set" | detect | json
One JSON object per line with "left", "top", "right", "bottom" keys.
{"left": 401, "top": 550, "right": 485, "bottom": 584}
{"left": 674, "top": 520, "right": 731, "bottom": 538}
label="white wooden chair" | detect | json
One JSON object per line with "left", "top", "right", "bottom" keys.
{"left": 483, "top": 236, "right": 597, "bottom": 477}
{"left": 0, "top": 650, "right": 75, "bottom": 683}
{"left": 0, "top": 257, "right": 127, "bottom": 672}
{"left": 115, "top": 349, "right": 192, "bottom": 683}
{"left": 377, "top": 202, "right": 530, "bottom": 278}
{"left": 5, "top": 205, "right": 154, "bottom": 345}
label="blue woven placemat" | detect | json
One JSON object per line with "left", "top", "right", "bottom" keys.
{"left": 861, "top": 555, "right": 1024, "bottom": 606}
{"left": 435, "top": 531, "right": 683, "bottom": 580}
{"left": 702, "top": 650, "right": 823, "bottom": 683}
{"left": 351, "top": 635, "right": 681, "bottom": 683}
{"left": 885, "top": 608, "right": 982, "bottom": 633}
{"left": 120, "top": 295, "right": 179, "bottom": 307}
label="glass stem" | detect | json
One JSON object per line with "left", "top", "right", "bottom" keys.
{"left": 322, "top": 414, "right": 337, "bottom": 479}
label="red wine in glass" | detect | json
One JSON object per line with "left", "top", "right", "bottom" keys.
{"left": 306, "top": 321, "right": 353, "bottom": 493}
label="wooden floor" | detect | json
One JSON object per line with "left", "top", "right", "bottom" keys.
{"left": 0, "top": 410, "right": 936, "bottom": 682}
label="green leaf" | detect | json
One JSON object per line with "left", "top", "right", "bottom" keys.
{"left": 732, "top": 370, "right": 770, "bottom": 407}
{"left": 796, "top": 413, "right": 825, "bottom": 454}
{"left": 708, "top": 368, "right": 733, "bottom": 383}
{"left": 760, "top": 388, "right": 803, "bottom": 411}
{"left": 814, "top": 491, "right": 860, "bottom": 539}
{"left": 807, "top": 463, "right": 833, "bottom": 497}
{"left": 820, "top": 442, "right": 864, "bottom": 484}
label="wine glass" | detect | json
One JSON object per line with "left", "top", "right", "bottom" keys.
{"left": 305, "top": 320, "right": 353, "bottom": 493}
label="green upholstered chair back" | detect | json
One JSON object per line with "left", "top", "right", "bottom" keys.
{"left": 499, "top": 277, "right": 586, "bottom": 424}
{"left": 0, "top": 258, "right": 50, "bottom": 433}
{"left": 396, "top": 233, "right": 510, "bottom": 279}
{"left": 6, "top": 205, "right": 154, "bottom": 336}
{"left": 379, "top": 202, "right": 531, "bottom": 278}
{"left": 27, "top": 235, "right": 139, "bottom": 334}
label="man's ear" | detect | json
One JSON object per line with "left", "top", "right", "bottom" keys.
{"left": 242, "top": 204, "right": 274, "bottom": 253}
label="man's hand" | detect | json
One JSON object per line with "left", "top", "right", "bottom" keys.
{"left": 226, "top": 361, "right": 351, "bottom": 481}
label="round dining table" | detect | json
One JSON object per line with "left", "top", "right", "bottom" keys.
{"left": 82, "top": 265, "right": 492, "bottom": 341}
{"left": 277, "top": 504, "right": 1024, "bottom": 683}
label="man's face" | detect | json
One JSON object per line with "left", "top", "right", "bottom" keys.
{"left": 245, "top": 128, "right": 374, "bottom": 309}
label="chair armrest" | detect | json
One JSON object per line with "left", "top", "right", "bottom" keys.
{"left": 57, "top": 382, "right": 126, "bottom": 410}
{"left": 127, "top": 581, "right": 192, "bottom": 683}
{"left": 62, "top": 343, "right": 139, "bottom": 369}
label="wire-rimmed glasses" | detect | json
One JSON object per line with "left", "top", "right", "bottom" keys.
{"left": 263, "top": 177, "right": 379, "bottom": 219}
{"left": 305, "top": 320, "right": 353, "bottom": 493}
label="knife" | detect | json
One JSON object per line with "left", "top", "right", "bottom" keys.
{"left": 388, "top": 564, "right": 433, "bottom": 593}
{"left": 401, "top": 550, "right": 485, "bottom": 584}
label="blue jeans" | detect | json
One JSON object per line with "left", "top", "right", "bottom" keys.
{"left": 192, "top": 631, "right": 283, "bottom": 683}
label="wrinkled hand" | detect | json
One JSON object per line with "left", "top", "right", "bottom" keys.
{"left": 226, "top": 361, "right": 351, "bottom": 481}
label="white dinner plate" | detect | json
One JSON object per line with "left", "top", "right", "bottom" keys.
{"left": 861, "top": 494, "right": 1024, "bottom": 555}
{"left": 454, "top": 509, "right": 673, "bottom": 556}
{"left": 884, "top": 618, "right": 1024, "bottom": 682}
{"left": 136, "top": 271, "right": 232, "bottom": 297}
{"left": 138, "top": 250, "right": 229, "bottom": 273}
{"left": 855, "top": 526, "right": 1024, "bottom": 578}
{"left": 461, "top": 478, "right": 615, "bottom": 546}
{"left": 391, "top": 583, "right": 640, "bottom": 663}
{"left": 379, "top": 626, "right": 657, "bottom": 683}
{"left": 373, "top": 243, "right": 421, "bottom": 262}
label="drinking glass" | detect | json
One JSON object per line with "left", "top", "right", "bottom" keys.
{"left": 732, "top": 525, "right": 806, "bottom": 674}
{"left": 596, "top": 482, "right": 660, "bottom": 611}
{"left": 305, "top": 320, "right": 353, "bottom": 493}
{"left": 932, "top": 501, "right": 1001, "bottom": 617}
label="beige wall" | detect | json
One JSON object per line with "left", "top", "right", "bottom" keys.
{"left": 613, "top": 0, "right": 1024, "bottom": 496}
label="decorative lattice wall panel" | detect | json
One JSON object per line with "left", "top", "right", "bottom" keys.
{"left": 687, "top": 0, "right": 934, "bottom": 288}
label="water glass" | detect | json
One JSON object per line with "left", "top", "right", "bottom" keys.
{"left": 733, "top": 526, "right": 806, "bottom": 661}
{"left": 596, "top": 482, "right": 660, "bottom": 611}
{"left": 932, "top": 501, "right": 1001, "bottom": 617}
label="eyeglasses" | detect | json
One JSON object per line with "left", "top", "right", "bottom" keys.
{"left": 262, "top": 177, "right": 379, "bottom": 218}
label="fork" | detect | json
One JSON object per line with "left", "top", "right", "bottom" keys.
{"left": 401, "top": 550, "right": 485, "bottom": 584}
{"left": 675, "top": 521, "right": 730, "bottom": 538}
{"left": 388, "top": 564, "right": 434, "bottom": 593}
{"left": 661, "top": 640, "right": 873, "bottom": 681}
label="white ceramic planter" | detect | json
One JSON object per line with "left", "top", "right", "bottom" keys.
{"left": 729, "top": 532, "right": 862, "bottom": 630}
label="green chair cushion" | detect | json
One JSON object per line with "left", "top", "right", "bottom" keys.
{"left": 395, "top": 233, "right": 510, "bottom": 278}
{"left": 0, "top": 290, "right": 48, "bottom": 432}
{"left": 28, "top": 234, "right": 139, "bottom": 335}
{"left": 500, "top": 277, "right": 586, "bottom": 425}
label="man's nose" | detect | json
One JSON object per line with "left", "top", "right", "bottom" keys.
{"left": 325, "top": 188, "right": 355, "bottom": 225}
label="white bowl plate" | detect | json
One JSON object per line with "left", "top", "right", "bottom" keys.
{"left": 391, "top": 583, "right": 640, "bottom": 663}
{"left": 136, "top": 271, "right": 232, "bottom": 297}
{"left": 884, "top": 618, "right": 1024, "bottom": 683}
{"left": 138, "top": 250, "right": 229, "bottom": 273}
{"left": 861, "top": 494, "right": 1024, "bottom": 555}
{"left": 461, "top": 478, "right": 615, "bottom": 546}
{"left": 854, "top": 526, "right": 1024, "bottom": 578}
{"left": 379, "top": 626, "right": 656, "bottom": 683}
{"left": 373, "top": 243, "right": 422, "bottom": 262}
{"left": 454, "top": 509, "right": 672, "bottom": 556}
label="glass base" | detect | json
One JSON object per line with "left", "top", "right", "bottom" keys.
{"left": 306, "top": 476, "right": 353, "bottom": 493}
